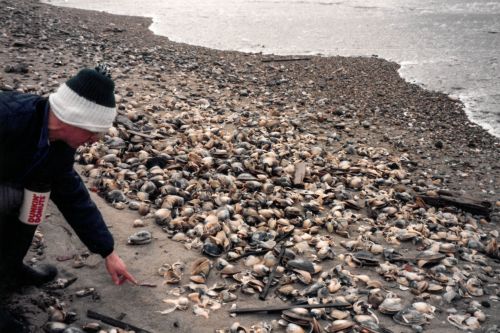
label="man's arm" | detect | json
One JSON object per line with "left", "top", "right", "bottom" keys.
{"left": 50, "top": 166, "right": 137, "bottom": 285}
{"left": 50, "top": 168, "right": 115, "bottom": 258}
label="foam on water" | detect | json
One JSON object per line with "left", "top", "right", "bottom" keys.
{"left": 41, "top": 0, "right": 500, "bottom": 138}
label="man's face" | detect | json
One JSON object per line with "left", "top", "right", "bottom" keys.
{"left": 61, "top": 124, "right": 103, "bottom": 148}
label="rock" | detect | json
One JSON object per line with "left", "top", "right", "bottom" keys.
{"left": 4, "top": 63, "right": 29, "bottom": 73}
{"left": 12, "top": 40, "right": 27, "bottom": 47}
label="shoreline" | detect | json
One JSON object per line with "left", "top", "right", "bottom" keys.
{"left": 41, "top": 0, "right": 500, "bottom": 140}
{"left": 1, "top": 1, "right": 499, "bottom": 332}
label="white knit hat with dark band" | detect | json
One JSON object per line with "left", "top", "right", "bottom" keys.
{"left": 49, "top": 64, "right": 117, "bottom": 132}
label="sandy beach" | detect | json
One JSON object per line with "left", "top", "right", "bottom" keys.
{"left": 1, "top": 0, "right": 499, "bottom": 332}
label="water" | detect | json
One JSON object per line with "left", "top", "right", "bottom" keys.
{"left": 42, "top": 0, "right": 500, "bottom": 138}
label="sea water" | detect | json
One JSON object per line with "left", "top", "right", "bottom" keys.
{"left": 42, "top": 0, "right": 500, "bottom": 138}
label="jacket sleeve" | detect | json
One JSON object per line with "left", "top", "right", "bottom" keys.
{"left": 49, "top": 149, "right": 115, "bottom": 258}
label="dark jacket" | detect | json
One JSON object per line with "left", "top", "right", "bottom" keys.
{"left": 0, "top": 91, "right": 114, "bottom": 257}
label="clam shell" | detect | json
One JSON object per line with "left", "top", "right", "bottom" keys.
{"left": 48, "top": 306, "right": 65, "bottom": 323}
{"left": 327, "top": 279, "right": 341, "bottom": 293}
{"left": 287, "top": 259, "right": 314, "bottom": 273}
{"left": 393, "top": 308, "right": 427, "bottom": 326}
{"left": 465, "top": 278, "right": 484, "bottom": 297}
{"left": 285, "top": 323, "right": 305, "bottom": 333}
{"left": 330, "top": 309, "right": 350, "bottom": 320}
{"left": 230, "top": 322, "right": 248, "bottom": 333}
{"left": 416, "top": 251, "right": 445, "bottom": 267}
{"left": 220, "top": 264, "right": 241, "bottom": 275}
{"left": 368, "top": 289, "right": 385, "bottom": 309}
{"left": 354, "top": 314, "right": 377, "bottom": 324}
{"left": 293, "top": 269, "right": 312, "bottom": 285}
{"left": 43, "top": 322, "right": 68, "bottom": 333}
{"left": 474, "top": 310, "right": 486, "bottom": 322}
{"left": 465, "top": 317, "right": 481, "bottom": 330}
{"left": 349, "top": 177, "right": 363, "bottom": 189}
{"left": 325, "top": 319, "right": 354, "bottom": 332}
{"left": 127, "top": 230, "right": 152, "bottom": 245}
{"left": 447, "top": 314, "right": 468, "bottom": 330}
{"left": 202, "top": 240, "right": 224, "bottom": 257}
{"left": 154, "top": 208, "right": 172, "bottom": 226}
{"left": 252, "top": 264, "right": 270, "bottom": 277}
{"left": 278, "top": 284, "right": 298, "bottom": 297}
{"left": 378, "top": 297, "right": 404, "bottom": 314}
{"left": 412, "top": 302, "right": 435, "bottom": 315}
{"left": 133, "top": 219, "right": 145, "bottom": 228}
{"left": 353, "top": 251, "right": 379, "bottom": 266}
{"left": 191, "top": 258, "right": 212, "bottom": 277}
{"left": 193, "top": 304, "right": 209, "bottom": 319}
{"left": 368, "top": 243, "right": 384, "bottom": 254}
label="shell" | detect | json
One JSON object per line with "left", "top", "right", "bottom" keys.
{"left": 378, "top": 296, "right": 404, "bottom": 314}
{"left": 353, "top": 251, "right": 379, "bottom": 266}
{"left": 43, "top": 322, "right": 68, "bottom": 333}
{"left": 230, "top": 322, "right": 248, "bottom": 333}
{"left": 285, "top": 323, "right": 305, "bottom": 333}
{"left": 154, "top": 209, "right": 172, "bottom": 226}
{"left": 393, "top": 308, "right": 427, "bottom": 326}
{"left": 191, "top": 258, "right": 212, "bottom": 277}
{"left": 325, "top": 320, "right": 354, "bottom": 332}
{"left": 412, "top": 302, "right": 435, "bottom": 315}
{"left": 127, "top": 230, "right": 152, "bottom": 245}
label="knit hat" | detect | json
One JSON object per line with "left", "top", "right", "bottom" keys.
{"left": 49, "top": 64, "right": 117, "bottom": 132}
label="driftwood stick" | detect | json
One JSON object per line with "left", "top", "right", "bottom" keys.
{"left": 87, "top": 310, "right": 153, "bottom": 333}
{"left": 417, "top": 195, "right": 491, "bottom": 217}
{"left": 331, "top": 66, "right": 345, "bottom": 75}
{"left": 259, "top": 245, "right": 286, "bottom": 300}
{"left": 262, "top": 57, "right": 311, "bottom": 63}
{"left": 229, "top": 302, "right": 351, "bottom": 314}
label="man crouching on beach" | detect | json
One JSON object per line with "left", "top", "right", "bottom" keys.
{"left": 0, "top": 64, "right": 137, "bottom": 331}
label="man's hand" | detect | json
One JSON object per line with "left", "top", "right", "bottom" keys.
{"left": 105, "top": 251, "right": 137, "bottom": 285}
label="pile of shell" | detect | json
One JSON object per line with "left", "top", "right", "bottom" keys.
{"left": 74, "top": 93, "right": 499, "bottom": 332}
